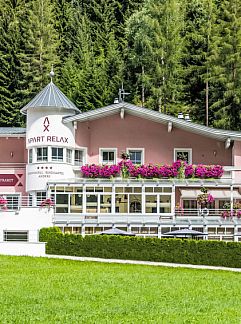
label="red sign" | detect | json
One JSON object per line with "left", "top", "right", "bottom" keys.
{"left": 0, "top": 174, "right": 18, "bottom": 186}
{"left": 43, "top": 117, "right": 50, "bottom": 132}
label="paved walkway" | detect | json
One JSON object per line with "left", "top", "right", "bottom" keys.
{"left": 45, "top": 255, "right": 241, "bottom": 273}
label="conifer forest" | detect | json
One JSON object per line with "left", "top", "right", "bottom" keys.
{"left": 1, "top": 0, "right": 241, "bottom": 130}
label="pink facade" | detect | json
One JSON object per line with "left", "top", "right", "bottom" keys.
{"left": 0, "top": 137, "right": 27, "bottom": 195}
{"left": 76, "top": 114, "right": 232, "bottom": 166}
{"left": 0, "top": 137, "right": 26, "bottom": 163}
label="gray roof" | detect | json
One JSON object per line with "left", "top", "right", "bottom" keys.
{"left": 100, "top": 228, "right": 135, "bottom": 236}
{"left": 0, "top": 127, "right": 26, "bottom": 137}
{"left": 21, "top": 81, "right": 80, "bottom": 114}
{"left": 63, "top": 102, "right": 241, "bottom": 142}
{"left": 162, "top": 228, "right": 206, "bottom": 236}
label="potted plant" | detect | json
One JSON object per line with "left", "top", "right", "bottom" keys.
{"left": 221, "top": 202, "right": 241, "bottom": 219}
{"left": 197, "top": 187, "right": 214, "bottom": 210}
{"left": 120, "top": 152, "right": 130, "bottom": 160}
{"left": 40, "top": 198, "right": 54, "bottom": 211}
{"left": 0, "top": 196, "right": 7, "bottom": 211}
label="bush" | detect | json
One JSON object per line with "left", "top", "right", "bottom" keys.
{"left": 39, "top": 226, "right": 62, "bottom": 242}
{"left": 39, "top": 227, "right": 241, "bottom": 268}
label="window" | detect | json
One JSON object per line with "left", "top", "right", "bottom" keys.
{"left": 100, "top": 195, "right": 112, "bottom": 213}
{"left": 52, "top": 147, "right": 63, "bottom": 162}
{"left": 183, "top": 200, "right": 197, "bottom": 209}
{"left": 56, "top": 194, "right": 69, "bottom": 213}
{"left": 75, "top": 149, "right": 84, "bottom": 166}
{"left": 174, "top": 148, "right": 192, "bottom": 164}
{"left": 6, "top": 195, "right": 20, "bottom": 210}
{"left": 36, "top": 192, "right": 47, "bottom": 206}
{"left": 4, "top": 231, "right": 28, "bottom": 242}
{"left": 127, "top": 149, "right": 144, "bottom": 164}
{"left": 160, "top": 195, "right": 171, "bottom": 213}
{"left": 66, "top": 149, "right": 72, "bottom": 164}
{"left": 70, "top": 194, "right": 83, "bottom": 213}
{"left": 37, "top": 147, "right": 48, "bottom": 162}
{"left": 145, "top": 195, "right": 157, "bottom": 213}
{"left": 28, "top": 149, "right": 33, "bottom": 163}
{"left": 100, "top": 149, "right": 116, "bottom": 164}
{"left": 86, "top": 194, "right": 98, "bottom": 213}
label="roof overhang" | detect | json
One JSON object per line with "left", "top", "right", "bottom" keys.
{"left": 0, "top": 128, "right": 26, "bottom": 137}
{"left": 63, "top": 102, "right": 241, "bottom": 142}
{"left": 180, "top": 189, "right": 241, "bottom": 199}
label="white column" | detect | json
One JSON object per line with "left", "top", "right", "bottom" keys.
{"left": 0, "top": 230, "right": 4, "bottom": 242}
{"left": 111, "top": 185, "right": 115, "bottom": 214}
{"left": 142, "top": 185, "right": 145, "bottom": 215}
{"left": 234, "top": 225, "right": 238, "bottom": 242}
{"left": 158, "top": 224, "right": 162, "bottom": 239}
{"left": 81, "top": 225, "right": 85, "bottom": 237}
{"left": 83, "top": 184, "right": 86, "bottom": 214}
{"left": 171, "top": 185, "right": 175, "bottom": 221}
{"left": 230, "top": 185, "right": 234, "bottom": 215}
{"left": 203, "top": 225, "right": 208, "bottom": 240}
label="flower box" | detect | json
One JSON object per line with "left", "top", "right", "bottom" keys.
{"left": 81, "top": 160, "right": 224, "bottom": 180}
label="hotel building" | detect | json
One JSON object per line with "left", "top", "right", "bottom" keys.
{"left": 1, "top": 75, "right": 241, "bottom": 243}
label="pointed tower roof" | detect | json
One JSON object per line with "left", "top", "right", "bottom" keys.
{"left": 21, "top": 69, "right": 80, "bottom": 114}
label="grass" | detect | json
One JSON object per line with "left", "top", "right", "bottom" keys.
{"left": 0, "top": 256, "right": 240, "bottom": 323}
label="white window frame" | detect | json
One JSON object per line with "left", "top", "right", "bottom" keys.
{"left": 99, "top": 148, "right": 117, "bottom": 165}
{"left": 127, "top": 148, "right": 145, "bottom": 164}
{"left": 36, "top": 191, "right": 47, "bottom": 206}
{"left": 74, "top": 147, "right": 87, "bottom": 166}
{"left": 28, "top": 149, "right": 33, "bottom": 163}
{"left": 51, "top": 147, "right": 64, "bottom": 162}
{"left": 66, "top": 148, "right": 73, "bottom": 164}
{"left": 174, "top": 148, "right": 192, "bottom": 164}
{"left": 36, "top": 147, "right": 48, "bottom": 162}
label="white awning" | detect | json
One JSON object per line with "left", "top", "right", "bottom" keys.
{"left": 180, "top": 189, "right": 241, "bottom": 199}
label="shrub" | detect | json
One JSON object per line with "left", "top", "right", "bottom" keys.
{"left": 39, "top": 226, "right": 62, "bottom": 242}
{"left": 39, "top": 227, "right": 241, "bottom": 268}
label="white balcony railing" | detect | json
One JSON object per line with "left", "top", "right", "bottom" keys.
{"left": 175, "top": 208, "right": 237, "bottom": 218}
{"left": 0, "top": 196, "right": 54, "bottom": 211}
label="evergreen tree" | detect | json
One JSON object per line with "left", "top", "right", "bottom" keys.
{"left": 209, "top": 0, "right": 241, "bottom": 130}
{"left": 126, "top": 0, "right": 184, "bottom": 113}
{"left": 60, "top": 2, "right": 124, "bottom": 110}
{"left": 17, "top": 0, "right": 60, "bottom": 106}
{"left": 183, "top": 0, "right": 217, "bottom": 126}
{"left": 0, "top": 0, "right": 23, "bottom": 126}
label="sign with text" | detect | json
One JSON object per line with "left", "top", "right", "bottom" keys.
{"left": 0, "top": 174, "right": 18, "bottom": 186}
{"left": 27, "top": 135, "right": 69, "bottom": 144}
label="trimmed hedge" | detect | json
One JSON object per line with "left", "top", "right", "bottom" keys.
{"left": 39, "top": 227, "right": 241, "bottom": 268}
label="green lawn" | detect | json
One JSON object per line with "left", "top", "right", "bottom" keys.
{"left": 0, "top": 256, "right": 240, "bottom": 323}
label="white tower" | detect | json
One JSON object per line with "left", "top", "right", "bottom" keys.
{"left": 21, "top": 69, "right": 80, "bottom": 194}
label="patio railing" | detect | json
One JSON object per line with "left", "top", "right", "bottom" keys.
{"left": 175, "top": 208, "right": 230, "bottom": 218}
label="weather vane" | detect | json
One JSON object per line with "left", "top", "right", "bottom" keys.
{"left": 118, "top": 83, "right": 130, "bottom": 102}
{"left": 49, "top": 64, "right": 54, "bottom": 82}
